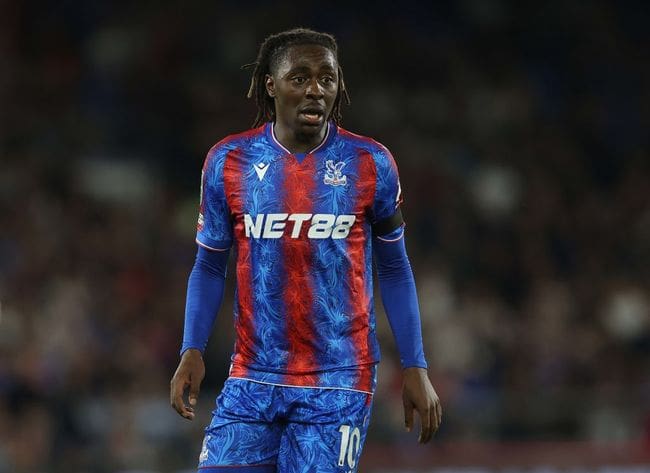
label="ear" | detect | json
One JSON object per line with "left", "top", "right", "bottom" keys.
{"left": 265, "top": 74, "right": 276, "bottom": 98}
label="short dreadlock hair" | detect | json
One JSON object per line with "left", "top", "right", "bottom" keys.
{"left": 245, "top": 27, "right": 350, "bottom": 128}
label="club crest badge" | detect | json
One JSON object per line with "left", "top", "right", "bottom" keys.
{"left": 324, "top": 160, "right": 347, "bottom": 186}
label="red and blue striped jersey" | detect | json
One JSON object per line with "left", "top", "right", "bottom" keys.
{"left": 196, "top": 122, "right": 403, "bottom": 393}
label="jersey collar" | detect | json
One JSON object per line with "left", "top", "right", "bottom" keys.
{"left": 266, "top": 121, "right": 336, "bottom": 156}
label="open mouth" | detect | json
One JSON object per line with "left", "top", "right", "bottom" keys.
{"left": 298, "top": 107, "right": 325, "bottom": 126}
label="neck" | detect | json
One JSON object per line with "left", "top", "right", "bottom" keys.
{"left": 273, "top": 121, "right": 328, "bottom": 154}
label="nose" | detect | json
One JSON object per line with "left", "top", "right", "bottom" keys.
{"left": 305, "top": 78, "right": 324, "bottom": 99}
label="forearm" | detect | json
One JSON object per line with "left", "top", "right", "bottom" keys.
{"left": 374, "top": 227, "right": 427, "bottom": 369}
{"left": 181, "top": 246, "right": 229, "bottom": 355}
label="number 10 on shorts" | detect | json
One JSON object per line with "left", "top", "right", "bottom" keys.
{"left": 337, "top": 424, "right": 361, "bottom": 469}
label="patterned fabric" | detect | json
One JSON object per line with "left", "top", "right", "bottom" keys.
{"left": 228, "top": 363, "right": 377, "bottom": 395}
{"left": 196, "top": 122, "right": 402, "bottom": 392}
{"left": 198, "top": 378, "right": 373, "bottom": 472}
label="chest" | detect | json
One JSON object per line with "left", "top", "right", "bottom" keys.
{"left": 224, "top": 151, "right": 376, "bottom": 218}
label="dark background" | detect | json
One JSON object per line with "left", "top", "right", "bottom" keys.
{"left": 1, "top": 1, "right": 649, "bottom": 472}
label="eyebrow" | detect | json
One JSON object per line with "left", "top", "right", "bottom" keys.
{"left": 286, "top": 64, "right": 336, "bottom": 74}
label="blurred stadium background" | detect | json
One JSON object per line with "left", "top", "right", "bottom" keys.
{"left": 1, "top": 0, "right": 649, "bottom": 472}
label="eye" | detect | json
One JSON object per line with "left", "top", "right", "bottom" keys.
{"left": 292, "top": 76, "right": 307, "bottom": 85}
{"left": 321, "top": 76, "right": 335, "bottom": 85}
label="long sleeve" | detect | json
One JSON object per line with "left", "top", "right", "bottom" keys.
{"left": 373, "top": 226, "right": 427, "bottom": 369}
{"left": 180, "top": 245, "right": 230, "bottom": 355}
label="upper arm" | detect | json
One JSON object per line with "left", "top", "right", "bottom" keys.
{"left": 371, "top": 145, "right": 404, "bottom": 237}
{"left": 196, "top": 146, "right": 233, "bottom": 251}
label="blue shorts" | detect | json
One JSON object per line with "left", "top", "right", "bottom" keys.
{"left": 198, "top": 378, "right": 374, "bottom": 473}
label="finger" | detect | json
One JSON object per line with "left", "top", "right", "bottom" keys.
{"left": 419, "top": 407, "right": 431, "bottom": 443}
{"left": 429, "top": 405, "right": 438, "bottom": 439}
{"left": 431, "top": 403, "right": 439, "bottom": 433}
{"left": 189, "top": 374, "right": 201, "bottom": 407}
{"left": 403, "top": 399, "right": 414, "bottom": 432}
{"left": 169, "top": 377, "right": 181, "bottom": 412}
{"left": 171, "top": 390, "right": 186, "bottom": 417}
{"left": 178, "top": 397, "right": 195, "bottom": 420}
{"left": 171, "top": 378, "right": 194, "bottom": 420}
{"left": 435, "top": 400, "right": 443, "bottom": 431}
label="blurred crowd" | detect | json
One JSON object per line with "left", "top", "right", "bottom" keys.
{"left": 1, "top": 1, "right": 649, "bottom": 472}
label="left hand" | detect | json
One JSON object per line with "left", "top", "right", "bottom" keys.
{"left": 402, "top": 367, "right": 442, "bottom": 443}
{"left": 170, "top": 349, "right": 205, "bottom": 420}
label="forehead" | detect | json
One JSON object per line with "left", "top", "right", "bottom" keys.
{"left": 273, "top": 44, "right": 338, "bottom": 73}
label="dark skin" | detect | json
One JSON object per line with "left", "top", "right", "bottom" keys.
{"left": 170, "top": 43, "right": 442, "bottom": 443}
{"left": 170, "top": 348, "right": 203, "bottom": 420}
{"left": 265, "top": 44, "right": 338, "bottom": 153}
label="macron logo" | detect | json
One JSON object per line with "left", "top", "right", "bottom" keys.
{"left": 253, "top": 162, "right": 269, "bottom": 181}
{"left": 244, "top": 213, "right": 356, "bottom": 239}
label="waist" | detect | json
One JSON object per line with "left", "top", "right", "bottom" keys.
{"left": 228, "top": 361, "right": 377, "bottom": 394}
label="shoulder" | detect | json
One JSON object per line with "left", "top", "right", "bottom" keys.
{"left": 205, "top": 125, "right": 267, "bottom": 166}
{"left": 336, "top": 126, "right": 391, "bottom": 155}
{"left": 336, "top": 126, "right": 396, "bottom": 166}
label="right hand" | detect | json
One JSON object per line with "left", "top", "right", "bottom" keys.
{"left": 170, "top": 348, "right": 205, "bottom": 420}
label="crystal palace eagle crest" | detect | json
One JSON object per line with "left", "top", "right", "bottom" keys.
{"left": 324, "top": 160, "right": 347, "bottom": 186}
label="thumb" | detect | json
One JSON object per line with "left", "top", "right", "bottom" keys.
{"left": 403, "top": 398, "right": 414, "bottom": 432}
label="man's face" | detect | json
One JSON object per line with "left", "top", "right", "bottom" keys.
{"left": 266, "top": 44, "right": 339, "bottom": 140}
